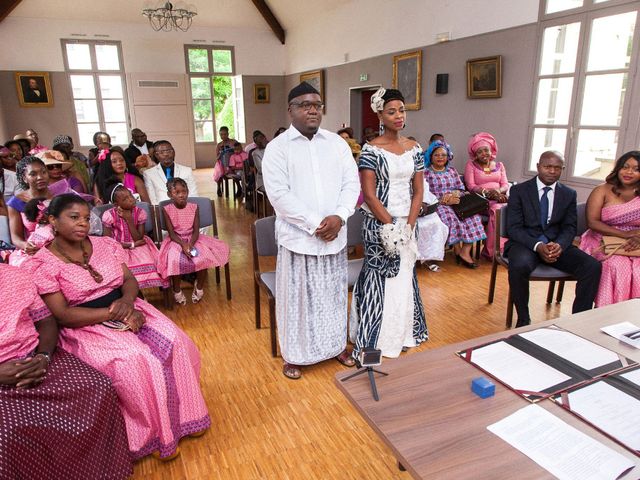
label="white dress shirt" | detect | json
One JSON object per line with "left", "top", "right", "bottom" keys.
{"left": 262, "top": 125, "right": 360, "bottom": 256}
{"left": 143, "top": 162, "right": 199, "bottom": 204}
{"left": 3, "top": 170, "right": 17, "bottom": 196}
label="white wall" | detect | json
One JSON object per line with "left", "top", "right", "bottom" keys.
{"left": 0, "top": 17, "right": 286, "bottom": 75}
{"left": 284, "top": 0, "right": 539, "bottom": 74}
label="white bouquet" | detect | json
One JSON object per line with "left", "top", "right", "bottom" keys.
{"left": 379, "top": 221, "right": 416, "bottom": 256}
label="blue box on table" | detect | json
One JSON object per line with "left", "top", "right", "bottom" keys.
{"left": 471, "top": 377, "right": 495, "bottom": 398}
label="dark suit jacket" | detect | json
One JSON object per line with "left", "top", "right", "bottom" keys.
{"left": 124, "top": 141, "right": 154, "bottom": 164}
{"left": 504, "top": 176, "right": 577, "bottom": 255}
{"left": 24, "top": 89, "right": 47, "bottom": 103}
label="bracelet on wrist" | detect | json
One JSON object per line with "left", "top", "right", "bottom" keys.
{"left": 34, "top": 351, "right": 51, "bottom": 365}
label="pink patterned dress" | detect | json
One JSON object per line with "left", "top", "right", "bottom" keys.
{"left": 7, "top": 197, "right": 52, "bottom": 267}
{"left": 101, "top": 206, "right": 168, "bottom": 289}
{"left": 0, "top": 264, "right": 132, "bottom": 479}
{"left": 26, "top": 236, "right": 210, "bottom": 459}
{"left": 157, "top": 203, "right": 230, "bottom": 277}
{"left": 580, "top": 196, "right": 640, "bottom": 307}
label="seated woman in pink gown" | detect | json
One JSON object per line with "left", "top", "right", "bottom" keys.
{"left": 0, "top": 263, "right": 131, "bottom": 479}
{"left": 580, "top": 151, "right": 640, "bottom": 307}
{"left": 94, "top": 146, "right": 151, "bottom": 204}
{"left": 26, "top": 193, "right": 210, "bottom": 460}
{"left": 464, "top": 132, "right": 509, "bottom": 259}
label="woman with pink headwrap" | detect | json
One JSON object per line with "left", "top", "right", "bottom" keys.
{"left": 464, "top": 132, "right": 509, "bottom": 259}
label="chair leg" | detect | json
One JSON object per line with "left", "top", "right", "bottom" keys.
{"left": 269, "top": 298, "right": 277, "bottom": 357}
{"left": 488, "top": 260, "right": 498, "bottom": 303}
{"left": 556, "top": 281, "right": 565, "bottom": 303}
{"left": 162, "top": 287, "right": 172, "bottom": 309}
{"left": 215, "top": 266, "right": 221, "bottom": 284}
{"left": 224, "top": 178, "right": 230, "bottom": 198}
{"left": 254, "top": 281, "right": 261, "bottom": 329}
{"left": 546, "top": 281, "right": 556, "bottom": 304}
{"left": 506, "top": 288, "right": 514, "bottom": 329}
{"left": 224, "top": 263, "right": 232, "bottom": 300}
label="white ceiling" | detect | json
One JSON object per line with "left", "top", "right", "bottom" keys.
{"left": 9, "top": 0, "right": 351, "bottom": 32}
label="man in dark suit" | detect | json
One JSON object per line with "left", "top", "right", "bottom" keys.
{"left": 505, "top": 150, "right": 601, "bottom": 327}
{"left": 23, "top": 78, "right": 48, "bottom": 103}
{"left": 124, "top": 128, "right": 155, "bottom": 165}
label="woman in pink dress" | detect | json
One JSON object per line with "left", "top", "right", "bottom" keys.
{"left": 580, "top": 151, "right": 640, "bottom": 307}
{"left": 0, "top": 263, "right": 132, "bottom": 479}
{"left": 94, "top": 146, "right": 151, "bottom": 204}
{"left": 464, "top": 132, "right": 509, "bottom": 259}
{"left": 26, "top": 193, "right": 210, "bottom": 460}
{"left": 158, "top": 178, "right": 230, "bottom": 305}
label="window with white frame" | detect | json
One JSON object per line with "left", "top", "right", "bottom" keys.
{"left": 528, "top": 0, "right": 639, "bottom": 182}
{"left": 61, "top": 40, "right": 129, "bottom": 147}
{"left": 185, "top": 45, "right": 245, "bottom": 143}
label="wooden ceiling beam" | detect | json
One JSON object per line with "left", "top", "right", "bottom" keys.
{"left": 250, "top": 0, "right": 285, "bottom": 45}
{"left": 0, "top": 0, "right": 21, "bottom": 23}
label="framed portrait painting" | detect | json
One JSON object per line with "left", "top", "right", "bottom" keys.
{"left": 392, "top": 50, "right": 422, "bottom": 110}
{"left": 15, "top": 72, "right": 54, "bottom": 107}
{"left": 466, "top": 56, "right": 502, "bottom": 99}
{"left": 299, "top": 69, "right": 325, "bottom": 106}
{"left": 254, "top": 83, "right": 270, "bottom": 104}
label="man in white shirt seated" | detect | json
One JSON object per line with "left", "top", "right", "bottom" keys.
{"left": 1, "top": 147, "right": 17, "bottom": 196}
{"left": 143, "top": 140, "right": 198, "bottom": 204}
{"left": 263, "top": 82, "right": 360, "bottom": 380}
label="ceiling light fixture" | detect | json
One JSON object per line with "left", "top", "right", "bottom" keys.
{"left": 142, "top": 2, "right": 197, "bottom": 32}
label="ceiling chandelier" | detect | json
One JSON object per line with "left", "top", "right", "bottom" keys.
{"left": 142, "top": 2, "right": 197, "bottom": 32}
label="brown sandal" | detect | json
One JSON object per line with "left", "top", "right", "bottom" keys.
{"left": 283, "top": 362, "right": 302, "bottom": 380}
{"left": 336, "top": 349, "right": 356, "bottom": 367}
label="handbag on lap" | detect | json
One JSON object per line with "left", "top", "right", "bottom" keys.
{"left": 451, "top": 193, "right": 489, "bottom": 220}
{"left": 598, "top": 235, "right": 640, "bottom": 258}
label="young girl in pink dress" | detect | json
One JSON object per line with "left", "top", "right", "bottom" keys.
{"left": 101, "top": 182, "right": 168, "bottom": 289}
{"left": 158, "top": 178, "right": 230, "bottom": 305}
{"left": 9, "top": 197, "right": 54, "bottom": 266}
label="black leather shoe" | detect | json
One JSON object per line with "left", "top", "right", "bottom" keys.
{"left": 515, "top": 319, "right": 531, "bottom": 328}
{"left": 459, "top": 257, "right": 478, "bottom": 269}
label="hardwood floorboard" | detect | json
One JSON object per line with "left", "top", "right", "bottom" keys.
{"left": 131, "top": 169, "right": 577, "bottom": 479}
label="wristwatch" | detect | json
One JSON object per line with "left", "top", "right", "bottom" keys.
{"left": 35, "top": 351, "right": 51, "bottom": 365}
{"left": 340, "top": 217, "right": 346, "bottom": 227}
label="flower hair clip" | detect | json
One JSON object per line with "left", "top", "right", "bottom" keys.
{"left": 370, "top": 87, "right": 386, "bottom": 113}
{"left": 97, "top": 148, "right": 110, "bottom": 163}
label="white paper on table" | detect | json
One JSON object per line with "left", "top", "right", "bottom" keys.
{"left": 561, "top": 381, "right": 640, "bottom": 451}
{"left": 621, "top": 369, "right": 640, "bottom": 387}
{"left": 519, "top": 328, "right": 620, "bottom": 371}
{"left": 601, "top": 322, "right": 640, "bottom": 341}
{"left": 487, "top": 404, "right": 635, "bottom": 480}
{"left": 471, "top": 341, "right": 571, "bottom": 393}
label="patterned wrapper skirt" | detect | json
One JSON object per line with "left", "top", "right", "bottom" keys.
{"left": 0, "top": 349, "right": 132, "bottom": 479}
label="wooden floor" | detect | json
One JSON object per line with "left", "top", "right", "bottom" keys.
{"left": 132, "top": 169, "right": 577, "bottom": 479}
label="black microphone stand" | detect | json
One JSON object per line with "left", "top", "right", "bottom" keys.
{"left": 341, "top": 365, "right": 388, "bottom": 401}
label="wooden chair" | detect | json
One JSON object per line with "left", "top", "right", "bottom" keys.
{"left": 487, "top": 202, "right": 587, "bottom": 328}
{"left": 158, "top": 197, "right": 232, "bottom": 300}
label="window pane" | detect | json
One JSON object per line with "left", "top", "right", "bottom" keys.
{"left": 580, "top": 73, "right": 627, "bottom": 126}
{"left": 99, "top": 75, "right": 123, "bottom": 99}
{"left": 587, "top": 12, "right": 636, "bottom": 72}
{"left": 95, "top": 44, "right": 120, "bottom": 70}
{"left": 193, "top": 99, "right": 213, "bottom": 120}
{"left": 195, "top": 121, "right": 214, "bottom": 142}
{"left": 540, "top": 23, "right": 580, "bottom": 75}
{"left": 545, "top": 0, "right": 582, "bottom": 14}
{"left": 213, "top": 50, "right": 232, "bottom": 73}
{"left": 66, "top": 43, "right": 92, "bottom": 70}
{"left": 190, "top": 77, "right": 211, "bottom": 99}
{"left": 188, "top": 48, "right": 209, "bottom": 72}
{"left": 103, "top": 100, "right": 126, "bottom": 122}
{"left": 105, "top": 123, "right": 129, "bottom": 145}
{"left": 70, "top": 75, "right": 96, "bottom": 98}
{"left": 535, "top": 77, "right": 573, "bottom": 125}
{"left": 573, "top": 129, "right": 618, "bottom": 179}
{"left": 74, "top": 100, "right": 99, "bottom": 122}
{"left": 77, "top": 123, "right": 101, "bottom": 147}
{"left": 213, "top": 76, "right": 235, "bottom": 140}
{"left": 530, "top": 128, "right": 568, "bottom": 170}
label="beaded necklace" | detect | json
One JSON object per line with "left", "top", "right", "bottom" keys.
{"left": 53, "top": 240, "right": 104, "bottom": 283}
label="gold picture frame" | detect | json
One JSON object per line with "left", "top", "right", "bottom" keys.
{"left": 15, "top": 71, "right": 54, "bottom": 107}
{"left": 466, "top": 56, "right": 502, "bottom": 99}
{"left": 299, "top": 69, "right": 325, "bottom": 106}
{"left": 392, "top": 50, "right": 422, "bottom": 110}
{"left": 254, "top": 83, "right": 270, "bottom": 104}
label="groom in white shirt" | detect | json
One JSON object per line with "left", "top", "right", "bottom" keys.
{"left": 263, "top": 82, "right": 360, "bottom": 380}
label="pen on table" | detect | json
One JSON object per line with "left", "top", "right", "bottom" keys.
{"left": 628, "top": 331, "right": 640, "bottom": 340}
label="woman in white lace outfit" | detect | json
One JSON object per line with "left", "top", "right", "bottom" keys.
{"left": 350, "top": 87, "right": 428, "bottom": 359}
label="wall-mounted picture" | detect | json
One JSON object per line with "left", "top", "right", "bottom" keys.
{"left": 254, "top": 83, "right": 270, "bottom": 104}
{"left": 15, "top": 71, "right": 53, "bottom": 107}
{"left": 392, "top": 50, "right": 422, "bottom": 110}
{"left": 299, "top": 69, "right": 325, "bottom": 107}
{"left": 466, "top": 56, "right": 502, "bottom": 99}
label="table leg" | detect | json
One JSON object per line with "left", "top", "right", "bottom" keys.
{"left": 398, "top": 461, "right": 406, "bottom": 471}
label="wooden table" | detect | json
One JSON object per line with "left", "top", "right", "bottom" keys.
{"left": 335, "top": 299, "right": 640, "bottom": 479}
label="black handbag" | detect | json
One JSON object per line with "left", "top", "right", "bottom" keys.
{"left": 451, "top": 193, "right": 489, "bottom": 220}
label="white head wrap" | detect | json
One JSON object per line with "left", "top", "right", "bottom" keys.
{"left": 370, "top": 87, "right": 386, "bottom": 113}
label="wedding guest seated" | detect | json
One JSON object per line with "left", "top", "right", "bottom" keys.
{"left": 228, "top": 141, "right": 247, "bottom": 198}
{"left": 26, "top": 193, "right": 211, "bottom": 460}
{"left": 52, "top": 134, "right": 91, "bottom": 188}
{"left": 0, "top": 263, "right": 132, "bottom": 480}
{"left": 13, "top": 135, "right": 33, "bottom": 157}
{"left": 124, "top": 128, "right": 155, "bottom": 166}
{"left": 215, "top": 126, "right": 235, "bottom": 197}
{"left": 143, "top": 140, "right": 198, "bottom": 204}
{"left": 338, "top": 127, "right": 362, "bottom": 160}
{"left": 424, "top": 140, "right": 486, "bottom": 268}
{"left": 94, "top": 146, "right": 150, "bottom": 204}
{"left": 429, "top": 133, "right": 444, "bottom": 144}
{"left": 506, "top": 151, "right": 601, "bottom": 327}
{"left": 273, "top": 127, "right": 287, "bottom": 138}
{"left": 0, "top": 146, "right": 17, "bottom": 196}
{"left": 87, "top": 131, "right": 111, "bottom": 171}
{"left": 464, "top": 132, "right": 509, "bottom": 259}
{"left": 38, "top": 149, "right": 87, "bottom": 194}
{"left": 5, "top": 140, "right": 24, "bottom": 165}
{"left": 360, "top": 126, "right": 378, "bottom": 146}
{"left": 25, "top": 128, "right": 47, "bottom": 154}
{"left": 580, "top": 151, "right": 640, "bottom": 306}
{"left": 416, "top": 179, "right": 449, "bottom": 270}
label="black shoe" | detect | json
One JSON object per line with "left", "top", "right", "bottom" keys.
{"left": 515, "top": 319, "right": 530, "bottom": 328}
{"left": 217, "top": 187, "right": 223, "bottom": 197}
{"left": 459, "top": 257, "right": 478, "bottom": 269}
{"left": 455, "top": 254, "right": 461, "bottom": 264}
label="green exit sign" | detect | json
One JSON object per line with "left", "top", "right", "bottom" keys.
{"left": 359, "top": 74, "right": 368, "bottom": 81}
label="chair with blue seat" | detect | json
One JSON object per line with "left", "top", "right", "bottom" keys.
{"left": 487, "top": 202, "right": 587, "bottom": 328}
{"left": 158, "top": 197, "right": 232, "bottom": 300}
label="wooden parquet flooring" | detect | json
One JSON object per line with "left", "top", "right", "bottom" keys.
{"left": 132, "top": 169, "right": 577, "bottom": 479}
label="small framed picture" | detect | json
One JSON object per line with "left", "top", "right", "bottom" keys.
{"left": 299, "top": 69, "right": 325, "bottom": 108}
{"left": 15, "top": 72, "right": 54, "bottom": 107}
{"left": 466, "top": 56, "right": 502, "bottom": 99}
{"left": 254, "top": 83, "right": 270, "bottom": 104}
{"left": 392, "top": 50, "right": 422, "bottom": 110}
